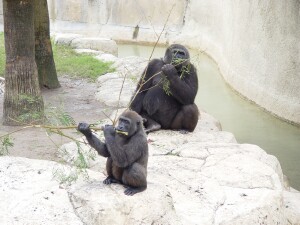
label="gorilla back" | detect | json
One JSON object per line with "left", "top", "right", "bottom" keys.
{"left": 130, "top": 44, "right": 199, "bottom": 133}
{"left": 78, "top": 110, "right": 148, "bottom": 196}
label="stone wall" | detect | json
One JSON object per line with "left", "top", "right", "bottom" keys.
{"left": 0, "top": 0, "right": 299, "bottom": 125}
{"left": 179, "top": 0, "right": 300, "bottom": 126}
{"left": 47, "top": 0, "right": 186, "bottom": 42}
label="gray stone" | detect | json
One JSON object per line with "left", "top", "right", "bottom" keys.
{"left": 71, "top": 38, "right": 118, "bottom": 56}
{"left": 59, "top": 107, "right": 298, "bottom": 224}
{"left": 283, "top": 190, "right": 300, "bottom": 225}
{"left": 0, "top": 157, "right": 83, "bottom": 225}
{"left": 53, "top": 33, "right": 83, "bottom": 45}
{"left": 95, "top": 56, "right": 148, "bottom": 107}
{"left": 0, "top": 156, "right": 181, "bottom": 225}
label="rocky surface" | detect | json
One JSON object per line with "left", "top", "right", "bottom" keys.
{"left": 57, "top": 53, "right": 300, "bottom": 224}
{"left": 1, "top": 50, "right": 300, "bottom": 225}
{"left": 3, "top": 107, "right": 298, "bottom": 225}
{"left": 54, "top": 33, "right": 118, "bottom": 56}
{"left": 0, "top": 157, "right": 180, "bottom": 225}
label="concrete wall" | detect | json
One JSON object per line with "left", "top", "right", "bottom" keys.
{"left": 48, "top": 0, "right": 187, "bottom": 43}
{"left": 0, "top": 0, "right": 299, "bottom": 124}
{"left": 180, "top": 0, "right": 300, "bottom": 125}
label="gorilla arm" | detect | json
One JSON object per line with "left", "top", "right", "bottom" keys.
{"left": 77, "top": 122, "right": 110, "bottom": 157}
{"left": 104, "top": 125, "right": 147, "bottom": 168}
{"left": 162, "top": 64, "right": 198, "bottom": 105}
{"left": 130, "top": 59, "right": 164, "bottom": 113}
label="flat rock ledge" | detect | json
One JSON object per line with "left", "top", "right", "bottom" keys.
{"left": 1, "top": 52, "right": 300, "bottom": 225}
{"left": 56, "top": 108, "right": 300, "bottom": 225}
{"left": 2, "top": 118, "right": 300, "bottom": 224}
{"left": 53, "top": 33, "right": 118, "bottom": 56}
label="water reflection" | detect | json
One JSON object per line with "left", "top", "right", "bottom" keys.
{"left": 118, "top": 44, "right": 300, "bottom": 190}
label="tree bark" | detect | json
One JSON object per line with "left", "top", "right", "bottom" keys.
{"left": 3, "top": 0, "right": 44, "bottom": 125}
{"left": 34, "top": 0, "right": 60, "bottom": 89}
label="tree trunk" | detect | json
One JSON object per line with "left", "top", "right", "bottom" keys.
{"left": 34, "top": 0, "right": 60, "bottom": 89}
{"left": 3, "top": 0, "right": 44, "bottom": 125}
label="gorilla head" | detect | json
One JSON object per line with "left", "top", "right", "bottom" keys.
{"left": 115, "top": 110, "right": 144, "bottom": 137}
{"left": 163, "top": 44, "right": 190, "bottom": 70}
{"left": 77, "top": 109, "right": 148, "bottom": 196}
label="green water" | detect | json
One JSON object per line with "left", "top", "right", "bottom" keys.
{"left": 118, "top": 44, "right": 300, "bottom": 190}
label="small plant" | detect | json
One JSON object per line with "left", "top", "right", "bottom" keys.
{"left": 162, "top": 76, "right": 172, "bottom": 96}
{"left": 0, "top": 135, "right": 14, "bottom": 156}
{"left": 52, "top": 166, "right": 80, "bottom": 185}
{"left": 0, "top": 104, "right": 95, "bottom": 184}
{"left": 45, "top": 105, "right": 76, "bottom": 127}
{"left": 171, "top": 56, "right": 191, "bottom": 79}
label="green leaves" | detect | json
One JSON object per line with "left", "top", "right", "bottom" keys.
{"left": 0, "top": 135, "right": 14, "bottom": 156}
{"left": 45, "top": 105, "right": 76, "bottom": 127}
{"left": 162, "top": 76, "right": 172, "bottom": 96}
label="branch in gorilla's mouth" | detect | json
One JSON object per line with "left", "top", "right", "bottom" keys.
{"left": 116, "top": 130, "right": 129, "bottom": 136}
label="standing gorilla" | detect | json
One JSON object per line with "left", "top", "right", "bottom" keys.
{"left": 130, "top": 44, "right": 199, "bottom": 133}
{"left": 77, "top": 110, "right": 148, "bottom": 196}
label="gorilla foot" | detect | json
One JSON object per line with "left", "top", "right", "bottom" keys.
{"left": 124, "top": 186, "right": 146, "bottom": 196}
{"left": 103, "top": 176, "right": 120, "bottom": 185}
{"left": 145, "top": 123, "right": 161, "bottom": 134}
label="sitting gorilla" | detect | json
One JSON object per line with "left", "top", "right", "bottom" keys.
{"left": 130, "top": 44, "right": 199, "bottom": 133}
{"left": 77, "top": 110, "right": 148, "bottom": 196}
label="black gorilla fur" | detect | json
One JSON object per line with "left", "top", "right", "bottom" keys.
{"left": 130, "top": 44, "right": 199, "bottom": 133}
{"left": 78, "top": 110, "right": 148, "bottom": 196}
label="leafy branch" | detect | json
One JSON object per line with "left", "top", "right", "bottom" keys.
{"left": 0, "top": 106, "right": 104, "bottom": 184}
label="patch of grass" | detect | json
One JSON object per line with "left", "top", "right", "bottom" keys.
{"left": 0, "top": 32, "right": 115, "bottom": 80}
{"left": 0, "top": 33, "right": 5, "bottom": 77}
{"left": 52, "top": 43, "right": 115, "bottom": 81}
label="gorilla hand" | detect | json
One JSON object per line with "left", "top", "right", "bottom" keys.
{"left": 103, "top": 124, "right": 116, "bottom": 137}
{"left": 162, "top": 64, "right": 177, "bottom": 77}
{"left": 78, "top": 122, "right": 92, "bottom": 137}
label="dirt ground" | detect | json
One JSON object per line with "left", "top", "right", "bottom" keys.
{"left": 0, "top": 76, "right": 114, "bottom": 162}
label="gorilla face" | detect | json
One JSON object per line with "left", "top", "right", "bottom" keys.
{"left": 116, "top": 111, "right": 142, "bottom": 137}
{"left": 163, "top": 44, "right": 190, "bottom": 70}
{"left": 116, "top": 116, "right": 131, "bottom": 136}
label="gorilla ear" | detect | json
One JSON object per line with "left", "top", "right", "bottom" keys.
{"left": 137, "top": 121, "right": 140, "bottom": 126}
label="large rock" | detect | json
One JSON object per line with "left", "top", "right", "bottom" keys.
{"left": 0, "top": 157, "right": 83, "bottom": 225}
{"left": 95, "top": 56, "right": 148, "bottom": 107}
{"left": 53, "top": 33, "right": 83, "bottom": 46}
{"left": 0, "top": 157, "right": 181, "bottom": 225}
{"left": 71, "top": 37, "right": 118, "bottom": 56}
{"left": 59, "top": 125, "right": 300, "bottom": 225}
{"left": 57, "top": 105, "right": 300, "bottom": 224}
{"left": 54, "top": 34, "right": 118, "bottom": 56}
{"left": 283, "top": 190, "right": 300, "bottom": 224}
{"left": 68, "top": 176, "right": 181, "bottom": 225}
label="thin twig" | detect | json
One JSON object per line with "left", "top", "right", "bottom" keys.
{"left": 101, "top": 111, "right": 114, "bottom": 124}
{"left": 127, "top": 5, "right": 175, "bottom": 109}
{"left": 113, "top": 69, "right": 128, "bottom": 125}
{"left": 148, "top": 4, "right": 175, "bottom": 60}
{"left": 133, "top": 0, "right": 158, "bottom": 38}
{"left": 49, "top": 129, "right": 86, "bottom": 144}
{"left": 0, "top": 124, "right": 103, "bottom": 140}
